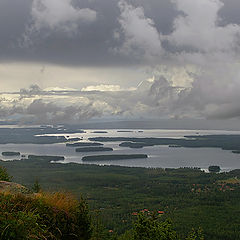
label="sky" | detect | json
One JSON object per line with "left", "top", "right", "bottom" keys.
{"left": 1, "top": 0, "right": 240, "bottom": 126}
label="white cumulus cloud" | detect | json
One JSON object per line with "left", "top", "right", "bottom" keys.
{"left": 114, "top": 0, "right": 163, "bottom": 60}
{"left": 31, "top": 0, "right": 97, "bottom": 33}
{"left": 168, "top": 0, "right": 240, "bottom": 52}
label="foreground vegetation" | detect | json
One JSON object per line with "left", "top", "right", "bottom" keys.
{"left": 0, "top": 191, "right": 91, "bottom": 239}
{"left": 0, "top": 165, "right": 205, "bottom": 240}
{"left": 0, "top": 155, "right": 240, "bottom": 239}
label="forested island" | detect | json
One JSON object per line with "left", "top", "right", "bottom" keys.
{"left": 119, "top": 142, "right": 154, "bottom": 148}
{"left": 2, "top": 151, "right": 20, "bottom": 156}
{"left": 92, "top": 131, "right": 108, "bottom": 134}
{"left": 27, "top": 155, "right": 65, "bottom": 162}
{"left": 66, "top": 137, "right": 82, "bottom": 142}
{"left": 76, "top": 147, "right": 113, "bottom": 152}
{"left": 82, "top": 154, "right": 148, "bottom": 161}
{"left": 208, "top": 165, "right": 221, "bottom": 173}
{"left": 117, "top": 130, "right": 134, "bottom": 133}
{"left": 66, "top": 142, "right": 103, "bottom": 147}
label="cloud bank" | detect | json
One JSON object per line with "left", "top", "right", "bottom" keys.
{"left": 1, "top": 0, "right": 240, "bottom": 124}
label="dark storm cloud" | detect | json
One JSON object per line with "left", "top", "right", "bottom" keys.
{"left": 0, "top": 0, "right": 31, "bottom": 61}
{"left": 0, "top": 0, "right": 119, "bottom": 65}
{"left": 219, "top": 0, "right": 240, "bottom": 26}
{"left": 0, "top": 0, "right": 175, "bottom": 66}
{"left": 2, "top": 0, "right": 240, "bottom": 123}
{"left": 0, "top": 0, "right": 240, "bottom": 66}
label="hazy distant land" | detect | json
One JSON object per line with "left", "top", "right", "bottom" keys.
{"left": 89, "top": 135, "right": 240, "bottom": 152}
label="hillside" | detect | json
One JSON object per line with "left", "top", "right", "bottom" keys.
{"left": 0, "top": 156, "right": 240, "bottom": 239}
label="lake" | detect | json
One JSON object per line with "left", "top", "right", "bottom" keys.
{"left": 1, "top": 129, "right": 240, "bottom": 171}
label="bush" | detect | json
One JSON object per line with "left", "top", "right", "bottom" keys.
{"left": 0, "top": 192, "right": 92, "bottom": 240}
{"left": 186, "top": 228, "right": 204, "bottom": 240}
{"left": 133, "top": 213, "right": 177, "bottom": 240}
{"left": 0, "top": 166, "right": 11, "bottom": 181}
{"left": 32, "top": 179, "right": 41, "bottom": 193}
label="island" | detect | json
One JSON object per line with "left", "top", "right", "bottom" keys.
{"left": 27, "top": 155, "right": 65, "bottom": 162}
{"left": 66, "top": 142, "right": 103, "bottom": 147}
{"left": 232, "top": 150, "right": 240, "bottom": 154}
{"left": 208, "top": 165, "right": 221, "bottom": 173}
{"left": 76, "top": 147, "right": 113, "bottom": 152}
{"left": 91, "top": 131, "right": 108, "bottom": 134}
{"left": 82, "top": 154, "right": 148, "bottom": 161}
{"left": 89, "top": 135, "right": 240, "bottom": 153}
{"left": 66, "top": 137, "right": 82, "bottom": 142}
{"left": 117, "top": 130, "right": 134, "bottom": 133}
{"left": 119, "top": 142, "right": 154, "bottom": 148}
{"left": 2, "top": 152, "right": 21, "bottom": 156}
{"left": 0, "top": 126, "right": 85, "bottom": 144}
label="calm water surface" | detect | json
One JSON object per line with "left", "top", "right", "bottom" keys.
{"left": 1, "top": 129, "right": 240, "bottom": 171}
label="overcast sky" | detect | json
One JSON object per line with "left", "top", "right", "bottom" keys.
{"left": 1, "top": 0, "right": 240, "bottom": 125}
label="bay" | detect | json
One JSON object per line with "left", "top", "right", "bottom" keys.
{"left": 0, "top": 129, "right": 240, "bottom": 171}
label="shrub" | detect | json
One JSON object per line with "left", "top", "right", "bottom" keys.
{"left": 186, "top": 228, "right": 204, "bottom": 240}
{"left": 133, "top": 213, "right": 177, "bottom": 240}
{"left": 32, "top": 179, "right": 41, "bottom": 193}
{"left": 0, "top": 192, "right": 92, "bottom": 240}
{"left": 0, "top": 166, "right": 11, "bottom": 181}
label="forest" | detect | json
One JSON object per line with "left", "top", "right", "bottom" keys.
{"left": 0, "top": 155, "right": 239, "bottom": 239}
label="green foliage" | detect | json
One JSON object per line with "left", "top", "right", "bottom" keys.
{"left": 118, "top": 230, "right": 134, "bottom": 240}
{"left": 0, "top": 192, "right": 92, "bottom": 240}
{"left": 0, "top": 194, "right": 45, "bottom": 239}
{"left": 32, "top": 179, "right": 41, "bottom": 193}
{"left": 133, "top": 213, "right": 177, "bottom": 240}
{"left": 1, "top": 157, "right": 240, "bottom": 239}
{"left": 186, "top": 228, "right": 204, "bottom": 240}
{"left": 0, "top": 166, "right": 11, "bottom": 181}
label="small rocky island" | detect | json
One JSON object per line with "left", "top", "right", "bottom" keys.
{"left": 82, "top": 154, "right": 148, "bottom": 161}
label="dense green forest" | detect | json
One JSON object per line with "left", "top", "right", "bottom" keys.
{"left": 0, "top": 155, "right": 240, "bottom": 239}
